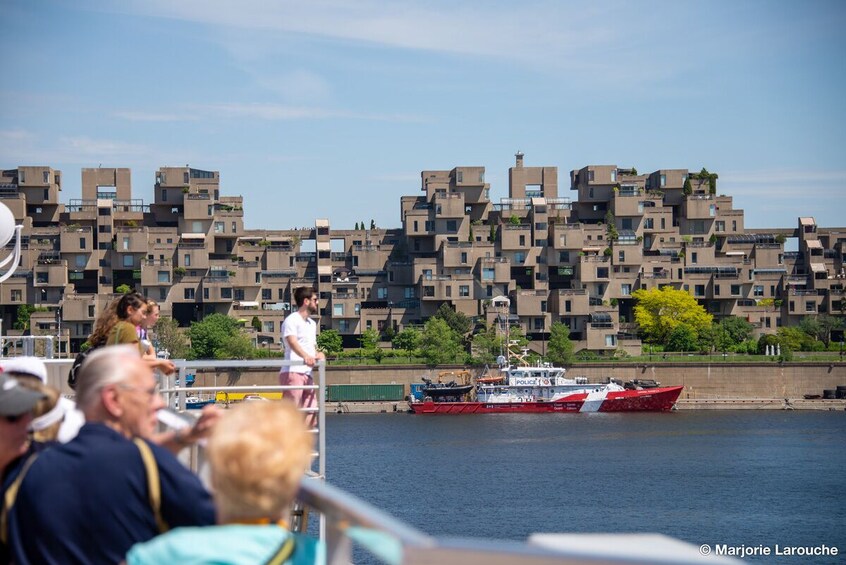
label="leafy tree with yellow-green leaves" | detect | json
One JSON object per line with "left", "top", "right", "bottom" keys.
{"left": 632, "top": 286, "right": 713, "bottom": 345}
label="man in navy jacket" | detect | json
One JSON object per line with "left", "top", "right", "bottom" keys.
{"left": 7, "top": 345, "right": 215, "bottom": 565}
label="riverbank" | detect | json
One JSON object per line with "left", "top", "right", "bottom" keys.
{"left": 329, "top": 398, "right": 846, "bottom": 414}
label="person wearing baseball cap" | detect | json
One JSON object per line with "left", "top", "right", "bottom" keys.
{"left": 1, "top": 372, "right": 45, "bottom": 473}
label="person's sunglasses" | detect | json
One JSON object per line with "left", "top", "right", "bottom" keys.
{"left": 4, "top": 413, "right": 28, "bottom": 423}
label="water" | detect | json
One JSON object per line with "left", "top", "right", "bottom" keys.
{"left": 325, "top": 411, "right": 846, "bottom": 564}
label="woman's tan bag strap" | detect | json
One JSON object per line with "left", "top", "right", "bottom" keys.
{"left": 132, "top": 438, "right": 170, "bottom": 534}
{"left": 1, "top": 453, "right": 38, "bottom": 545}
{"left": 265, "top": 534, "right": 296, "bottom": 565}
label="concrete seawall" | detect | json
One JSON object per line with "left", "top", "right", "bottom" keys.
{"left": 187, "top": 362, "right": 846, "bottom": 403}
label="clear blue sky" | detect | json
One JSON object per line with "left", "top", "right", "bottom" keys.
{"left": 1, "top": 0, "right": 844, "bottom": 232}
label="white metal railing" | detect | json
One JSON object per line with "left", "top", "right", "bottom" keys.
{"left": 35, "top": 357, "right": 741, "bottom": 564}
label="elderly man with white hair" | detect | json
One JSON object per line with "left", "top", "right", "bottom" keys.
{"left": 6, "top": 345, "right": 215, "bottom": 565}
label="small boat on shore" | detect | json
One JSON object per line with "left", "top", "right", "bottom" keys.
{"left": 409, "top": 363, "right": 683, "bottom": 414}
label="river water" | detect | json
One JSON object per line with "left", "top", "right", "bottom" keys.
{"left": 324, "top": 410, "right": 846, "bottom": 564}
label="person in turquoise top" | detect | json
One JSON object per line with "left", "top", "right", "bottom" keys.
{"left": 126, "top": 401, "right": 323, "bottom": 565}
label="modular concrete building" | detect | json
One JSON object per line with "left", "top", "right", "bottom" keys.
{"left": 1, "top": 155, "right": 843, "bottom": 356}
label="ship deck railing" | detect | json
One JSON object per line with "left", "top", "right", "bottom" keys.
{"left": 39, "top": 358, "right": 739, "bottom": 565}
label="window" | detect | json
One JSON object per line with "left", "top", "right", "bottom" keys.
{"left": 80, "top": 238, "right": 86, "bottom": 250}
{"left": 610, "top": 170, "right": 617, "bottom": 182}
{"left": 709, "top": 204, "right": 716, "bottom": 217}
{"left": 158, "top": 271, "right": 170, "bottom": 283}
{"left": 691, "top": 252, "right": 698, "bottom": 264}
{"left": 74, "top": 255, "right": 87, "bottom": 268}
{"left": 753, "top": 285, "right": 764, "bottom": 297}
{"left": 184, "top": 254, "right": 191, "bottom": 267}
{"left": 715, "top": 221, "right": 725, "bottom": 232}
{"left": 333, "top": 304, "right": 345, "bottom": 316}
{"left": 424, "top": 220, "right": 434, "bottom": 231}
{"left": 446, "top": 220, "right": 457, "bottom": 233}
{"left": 203, "top": 288, "right": 209, "bottom": 300}
{"left": 161, "top": 189, "right": 167, "bottom": 202}
{"left": 262, "top": 289, "right": 272, "bottom": 300}
{"left": 235, "top": 289, "right": 245, "bottom": 301}
{"left": 423, "top": 286, "right": 434, "bottom": 297}
{"left": 618, "top": 250, "right": 625, "bottom": 263}
{"left": 159, "top": 288, "right": 167, "bottom": 300}
{"left": 459, "top": 285, "right": 470, "bottom": 297}
{"left": 184, "top": 288, "right": 195, "bottom": 300}
{"left": 445, "top": 286, "right": 452, "bottom": 297}
{"left": 565, "top": 300, "right": 571, "bottom": 313}
{"left": 695, "top": 284, "right": 705, "bottom": 297}
{"left": 456, "top": 171, "right": 463, "bottom": 183}
{"left": 588, "top": 170, "right": 595, "bottom": 182}
{"left": 339, "top": 320, "right": 350, "bottom": 333}
{"left": 714, "top": 284, "right": 720, "bottom": 296}
{"left": 596, "top": 267, "right": 609, "bottom": 278}
{"left": 215, "top": 222, "right": 224, "bottom": 233}
{"left": 789, "top": 300, "right": 795, "bottom": 312}
{"left": 404, "top": 287, "right": 415, "bottom": 299}
{"left": 660, "top": 174, "right": 666, "bottom": 187}
{"left": 541, "top": 301, "right": 547, "bottom": 312}
{"left": 221, "top": 288, "right": 232, "bottom": 299}
{"left": 644, "top": 218, "right": 654, "bottom": 229}
{"left": 460, "top": 252, "right": 467, "bottom": 264}
{"left": 621, "top": 218, "right": 633, "bottom": 230}
{"left": 482, "top": 268, "right": 495, "bottom": 281}
{"left": 605, "top": 335, "right": 618, "bottom": 347}
{"left": 184, "top": 172, "right": 190, "bottom": 183}
{"left": 805, "top": 302, "right": 815, "bottom": 313}
{"left": 621, "top": 284, "right": 632, "bottom": 296}
{"left": 515, "top": 252, "right": 525, "bottom": 264}
{"left": 534, "top": 318, "right": 544, "bottom": 330}
{"left": 519, "top": 235, "right": 526, "bottom": 246}
{"left": 559, "top": 251, "right": 570, "bottom": 263}
{"left": 377, "top": 288, "right": 388, "bottom": 299}
{"left": 123, "top": 255, "right": 134, "bottom": 268}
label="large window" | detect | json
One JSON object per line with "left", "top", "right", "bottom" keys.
{"left": 158, "top": 271, "right": 170, "bottom": 284}
{"left": 459, "top": 285, "right": 470, "bottom": 297}
{"left": 333, "top": 304, "right": 344, "bottom": 316}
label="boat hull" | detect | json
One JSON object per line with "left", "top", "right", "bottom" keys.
{"left": 409, "top": 386, "right": 683, "bottom": 414}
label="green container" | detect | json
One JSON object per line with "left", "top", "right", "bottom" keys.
{"left": 327, "top": 384, "right": 405, "bottom": 402}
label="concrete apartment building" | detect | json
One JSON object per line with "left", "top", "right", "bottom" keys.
{"left": 1, "top": 156, "right": 844, "bottom": 356}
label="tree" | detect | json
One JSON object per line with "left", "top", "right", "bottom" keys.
{"left": 632, "top": 286, "right": 713, "bottom": 345}
{"left": 509, "top": 214, "right": 521, "bottom": 226}
{"left": 14, "top": 305, "right": 47, "bottom": 331}
{"left": 718, "top": 316, "right": 754, "bottom": 347}
{"left": 666, "top": 324, "right": 699, "bottom": 352}
{"left": 217, "top": 333, "right": 255, "bottom": 360}
{"left": 153, "top": 316, "right": 190, "bottom": 359}
{"left": 187, "top": 314, "right": 242, "bottom": 359}
{"left": 392, "top": 327, "right": 421, "bottom": 351}
{"left": 471, "top": 324, "right": 502, "bottom": 364}
{"left": 419, "top": 318, "right": 461, "bottom": 367}
{"left": 682, "top": 177, "right": 692, "bottom": 196}
{"left": 359, "top": 328, "right": 380, "bottom": 351}
{"left": 115, "top": 284, "right": 132, "bottom": 294}
{"left": 800, "top": 315, "right": 843, "bottom": 347}
{"left": 432, "top": 303, "right": 471, "bottom": 340}
{"left": 251, "top": 316, "right": 262, "bottom": 332}
{"left": 547, "top": 322, "right": 574, "bottom": 365}
{"left": 370, "top": 219, "right": 376, "bottom": 230}
{"left": 317, "top": 329, "right": 343, "bottom": 355}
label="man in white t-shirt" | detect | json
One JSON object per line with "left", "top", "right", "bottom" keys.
{"left": 280, "top": 286, "right": 324, "bottom": 426}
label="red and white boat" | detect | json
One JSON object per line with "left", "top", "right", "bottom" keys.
{"left": 409, "top": 363, "right": 683, "bottom": 414}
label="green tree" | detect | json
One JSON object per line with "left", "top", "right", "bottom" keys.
{"left": 392, "top": 327, "right": 421, "bottom": 351}
{"left": 800, "top": 315, "right": 842, "bottom": 347}
{"left": 682, "top": 177, "right": 692, "bottom": 196}
{"left": 153, "top": 316, "right": 190, "bottom": 359}
{"left": 419, "top": 318, "right": 461, "bottom": 367}
{"left": 359, "top": 328, "right": 380, "bottom": 351}
{"left": 718, "top": 316, "right": 754, "bottom": 347}
{"left": 217, "top": 333, "right": 255, "bottom": 360}
{"left": 509, "top": 214, "right": 521, "bottom": 226}
{"left": 666, "top": 324, "right": 699, "bottom": 352}
{"left": 251, "top": 316, "right": 262, "bottom": 332}
{"left": 14, "top": 305, "right": 48, "bottom": 331}
{"left": 632, "top": 286, "right": 713, "bottom": 345}
{"left": 188, "top": 314, "right": 242, "bottom": 359}
{"left": 432, "top": 303, "right": 471, "bottom": 340}
{"left": 471, "top": 324, "right": 502, "bottom": 364}
{"left": 115, "top": 284, "right": 133, "bottom": 294}
{"left": 547, "top": 322, "right": 574, "bottom": 365}
{"left": 317, "top": 329, "right": 343, "bottom": 355}
{"left": 370, "top": 219, "right": 376, "bottom": 230}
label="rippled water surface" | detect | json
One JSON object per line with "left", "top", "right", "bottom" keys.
{"left": 324, "top": 410, "right": 846, "bottom": 564}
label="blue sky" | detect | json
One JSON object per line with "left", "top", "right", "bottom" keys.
{"left": 1, "top": 0, "right": 844, "bottom": 232}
